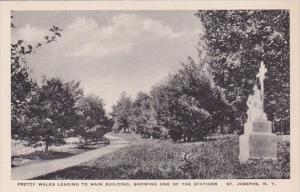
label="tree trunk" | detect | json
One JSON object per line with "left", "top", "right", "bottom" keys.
{"left": 187, "top": 135, "right": 192, "bottom": 142}
{"left": 44, "top": 142, "right": 49, "bottom": 154}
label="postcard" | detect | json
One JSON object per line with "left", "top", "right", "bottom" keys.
{"left": 0, "top": 1, "right": 299, "bottom": 192}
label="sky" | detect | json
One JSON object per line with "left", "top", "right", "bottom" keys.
{"left": 12, "top": 11, "right": 203, "bottom": 112}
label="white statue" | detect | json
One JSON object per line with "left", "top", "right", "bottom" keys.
{"left": 240, "top": 61, "right": 277, "bottom": 162}
{"left": 246, "top": 62, "right": 267, "bottom": 123}
{"left": 246, "top": 85, "right": 266, "bottom": 122}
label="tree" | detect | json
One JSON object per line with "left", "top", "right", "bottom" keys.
{"left": 76, "top": 95, "right": 110, "bottom": 143}
{"left": 11, "top": 15, "right": 63, "bottom": 139}
{"left": 151, "top": 57, "right": 228, "bottom": 141}
{"left": 195, "top": 10, "right": 290, "bottom": 132}
{"left": 130, "top": 92, "right": 159, "bottom": 138}
{"left": 22, "top": 77, "right": 83, "bottom": 153}
{"left": 111, "top": 92, "right": 133, "bottom": 133}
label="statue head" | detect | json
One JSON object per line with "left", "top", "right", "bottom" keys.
{"left": 253, "top": 85, "right": 259, "bottom": 92}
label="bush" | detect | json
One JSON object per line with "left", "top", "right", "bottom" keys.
{"left": 192, "top": 109, "right": 213, "bottom": 141}
{"left": 79, "top": 125, "right": 109, "bottom": 144}
{"left": 169, "top": 126, "right": 184, "bottom": 142}
{"left": 150, "top": 126, "right": 162, "bottom": 139}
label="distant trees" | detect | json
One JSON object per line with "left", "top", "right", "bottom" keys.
{"left": 195, "top": 10, "right": 290, "bottom": 132}
{"left": 111, "top": 92, "right": 133, "bottom": 133}
{"left": 77, "top": 95, "right": 108, "bottom": 128}
{"left": 76, "top": 95, "right": 110, "bottom": 143}
{"left": 111, "top": 91, "right": 164, "bottom": 139}
{"left": 131, "top": 92, "right": 159, "bottom": 138}
{"left": 111, "top": 57, "right": 229, "bottom": 142}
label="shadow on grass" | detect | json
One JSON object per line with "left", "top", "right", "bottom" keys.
{"left": 12, "top": 142, "right": 109, "bottom": 168}
{"left": 32, "top": 165, "right": 179, "bottom": 180}
{"left": 76, "top": 145, "right": 95, "bottom": 150}
{"left": 11, "top": 151, "right": 74, "bottom": 168}
{"left": 33, "top": 165, "right": 135, "bottom": 180}
{"left": 12, "top": 151, "right": 74, "bottom": 161}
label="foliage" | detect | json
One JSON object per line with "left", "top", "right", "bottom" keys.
{"left": 21, "top": 77, "right": 83, "bottom": 152}
{"left": 130, "top": 92, "right": 159, "bottom": 138}
{"left": 35, "top": 135, "right": 290, "bottom": 179}
{"left": 11, "top": 15, "right": 110, "bottom": 152}
{"left": 79, "top": 125, "right": 109, "bottom": 143}
{"left": 150, "top": 57, "right": 228, "bottom": 141}
{"left": 76, "top": 95, "right": 110, "bottom": 142}
{"left": 111, "top": 92, "right": 133, "bottom": 133}
{"left": 77, "top": 95, "right": 107, "bottom": 127}
{"left": 195, "top": 10, "right": 290, "bottom": 131}
{"left": 11, "top": 15, "right": 63, "bottom": 139}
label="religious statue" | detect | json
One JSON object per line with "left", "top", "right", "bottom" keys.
{"left": 239, "top": 61, "right": 277, "bottom": 162}
{"left": 246, "top": 85, "right": 266, "bottom": 123}
{"left": 246, "top": 61, "right": 268, "bottom": 123}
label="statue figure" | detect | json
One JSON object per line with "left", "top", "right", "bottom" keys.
{"left": 246, "top": 85, "right": 266, "bottom": 123}
{"left": 246, "top": 61, "right": 268, "bottom": 123}
{"left": 239, "top": 61, "right": 276, "bottom": 162}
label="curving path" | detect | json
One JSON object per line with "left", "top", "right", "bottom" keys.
{"left": 11, "top": 132, "right": 138, "bottom": 180}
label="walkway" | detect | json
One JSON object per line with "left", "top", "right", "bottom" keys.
{"left": 11, "top": 132, "right": 137, "bottom": 180}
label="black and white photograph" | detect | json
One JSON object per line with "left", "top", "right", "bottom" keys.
{"left": 8, "top": 9, "right": 291, "bottom": 181}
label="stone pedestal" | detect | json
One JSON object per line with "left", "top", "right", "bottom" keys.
{"left": 239, "top": 120, "right": 277, "bottom": 162}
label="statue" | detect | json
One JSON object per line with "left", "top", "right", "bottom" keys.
{"left": 245, "top": 62, "right": 268, "bottom": 123}
{"left": 246, "top": 85, "right": 266, "bottom": 123}
{"left": 239, "top": 61, "right": 277, "bottom": 162}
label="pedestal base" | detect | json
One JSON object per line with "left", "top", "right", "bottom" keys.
{"left": 239, "top": 133, "right": 277, "bottom": 162}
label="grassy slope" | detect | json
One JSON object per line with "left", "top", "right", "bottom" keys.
{"left": 35, "top": 135, "right": 290, "bottom": 180}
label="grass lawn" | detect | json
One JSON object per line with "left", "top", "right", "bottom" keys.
{"left": 34, "top": 135, "right": 290, "bottom": 180}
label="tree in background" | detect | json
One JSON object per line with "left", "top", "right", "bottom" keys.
{"left": 196, "top": 10, "right": 290, "bottom": 133}
{"left": 22, "top": 77, "right": 83, "bottom": 153}
{"left": 76, "top": 95, "right": 110, "bottom": 143}
{"left": 151, "top": 57, "right": 229, "bottom": 141}
{"left": 111, "top": 92, "right": 133, "bottom": 133}
{"left": 130, "top": 92, "right": 159, "bottom": 138}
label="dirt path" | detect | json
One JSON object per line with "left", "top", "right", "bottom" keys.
{"left": 11, "top": 132, "right": 138, "bottom": 180}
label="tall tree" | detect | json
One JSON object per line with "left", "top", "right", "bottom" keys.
{"left": 111, "top": 92, "right": 133, "bottom": 133}
{"left": 196, "top": 10, "right": 290, "bottom": 131}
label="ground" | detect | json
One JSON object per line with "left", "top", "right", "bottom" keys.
{"left": 11, "top": 137, "right": 108, "bottom": 167}
{"left": 32, "top": 134, "right": 290, "bottom": 180}
{"left": 11, "top": 133, "right": 138, "bottom": 180}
